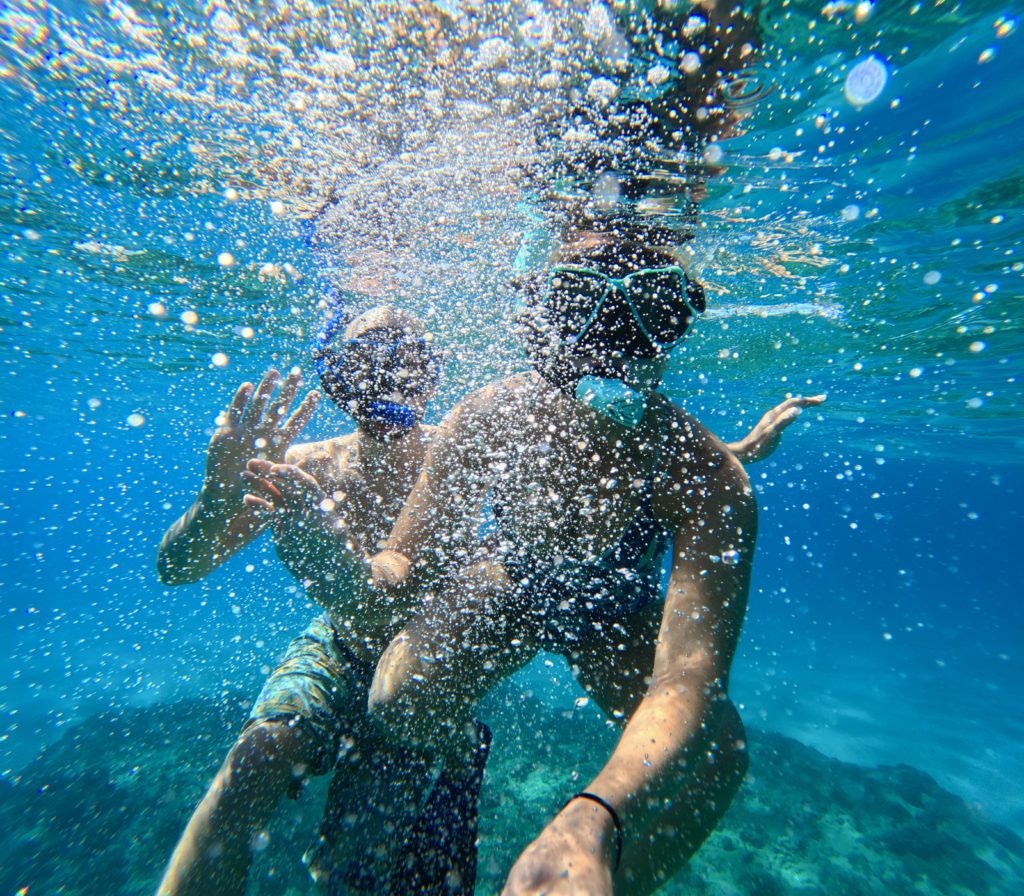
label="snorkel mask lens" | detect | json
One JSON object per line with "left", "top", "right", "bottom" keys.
{"left": 314, "top": 336, "right": 442, "bottom": 421}
{"left": 543, "top": 265, "right": 705, "bottom": 351}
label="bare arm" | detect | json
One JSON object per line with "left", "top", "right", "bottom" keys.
{"left": 156, "top": 369, "right": 319, "bottom": 585}
{"left": 587, "top": 468, "right": 755, "bottom": 828}
{"left": 503, "top": 459, "right": 756, "bottom": 895}
{"left": 372, "top": 394, "right": 493, "bottom": 589}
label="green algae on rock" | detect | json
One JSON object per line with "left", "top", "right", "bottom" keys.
{"left": 1, "top": 694, "right": 1021, "bottom": 896}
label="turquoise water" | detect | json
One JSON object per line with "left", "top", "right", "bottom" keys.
{"left": 2, "top": 1, "right": 1023, "bottom": 893}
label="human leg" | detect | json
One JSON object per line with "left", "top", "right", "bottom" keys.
{"left": 157, "top": 615, "right": 366, "bottom": 896}
{"left": 157, "top": 720, "right": 318, "bottom": 896}
{"left": 568, "top": 600, "right": 663, "bottom": 723}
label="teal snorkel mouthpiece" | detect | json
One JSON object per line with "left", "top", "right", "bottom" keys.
{"left": 575, "top": 376, "right": 648, "bottom": 429}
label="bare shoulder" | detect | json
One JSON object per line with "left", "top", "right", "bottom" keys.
{"left": 443, "top": 373, "right": 536, "bottom": 430}
{"left": 654, "top": 398, "right": 754, "bottom": 521}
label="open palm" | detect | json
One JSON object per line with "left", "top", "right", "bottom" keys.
{"left": 203, "top": 368, "right": 319, "bottom": 508}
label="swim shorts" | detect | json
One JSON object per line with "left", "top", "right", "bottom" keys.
{"left": 244, "top": 613, "right": 374, "bottom": 776}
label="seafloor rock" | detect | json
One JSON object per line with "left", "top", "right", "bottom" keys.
{"left": 0, "top": 693, "right": 1021, "bottom": 895}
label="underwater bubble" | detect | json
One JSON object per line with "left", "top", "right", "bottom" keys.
{"left": 722, "top": 549, "right": 740, "bottom": 566}
{"left": 841, "top": 204, "right": 861, "bottom": 222}
{"left": 211, "top": 352, "right": 229, "bottom": 368}
{"left": 683, "top": 15, "right": 707, "bottom": 39}
{"left": 647, "top": 63, "right": 671, "bottom": 87}
{"left": 679, "top": 52, "right": 701, "bottom": 74}
{"left": 223, "top": 187, "right": 239, "bottom": 201}
{"left": 270, "top": 200, "right": 286, "bottom": 216}
{"left": 844, "top": 56, "right": 888, "bottom": 107}
{"left": 704, "top": 144, "right": 724, "bottom": 166}
{"left": 587, "top": 77, "right": 619, "bottom": 103}
{"left": 978, "top": 48, "right": 996, "bottom": 64}
{"left": 923, "top": 270, "right": 941, "bottom": 285}
{"left": 87, "top": 398, "right": 102, "bottom": 410}
{"left": 218, "top": 252, "right": 235, "bottom": 267}
{"left": 854, "top": 1, "right": 874, "bottom": 22}
{"left": 23, "top": 228, "right": 40, "bottom": 241}
{"left": 148, "top": 301, "right": 167, "bottom": 317}
{"left": 966, "top": 397, "right": 983, "bottom": 409}
{"left": 909, "top": 367, "right": 923, "bottom": 378}
{"left": 574, "top": 696, "right": 590, "bottom": 709}
{"left": 969, "top": 341, "right": 987, "bottom": 353}
{"left": 181, "top": 310, "right": 199, "bottom": 325}
{"left": 126, "top": 413, "right": 145, "bottom": 427}
{"left": 250, "top": 830, "right": 270, "bottom": 851}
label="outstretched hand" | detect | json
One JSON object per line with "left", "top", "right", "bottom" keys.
{"left": 728, "top": 394, "right": 826, "bottom": 465}
{"left": 203, "top": 368, "right": 319, "bottom": 507}
{"left": 502, "top": 800, "right": 615, "bottom": 896}
{"left": 243, "top": 460, "right": 369, "bottom": 586}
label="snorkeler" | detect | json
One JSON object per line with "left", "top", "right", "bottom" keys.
{"left": 365, "top": 232, "right": 823, "bottom": 895}
{"left": 155, "top": 305, "right": 491, "bottom": 896}
{"left": 155, "top": 300, "right": 816, "bottom": 896}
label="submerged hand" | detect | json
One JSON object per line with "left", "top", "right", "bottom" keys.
{"left": 369, "top": 550, "right": 412, "bottom": 592}
{"left": 728, "top": 394, "right": 826, "bottom": 465}
{"left": 242, "top": 460, "right": 332, "bottom": 531}
{"left": 502, "top": 800, "right": 614, "bottom": 896}
{"left": 203, "top": 368, "right": 319, "bottom": 509}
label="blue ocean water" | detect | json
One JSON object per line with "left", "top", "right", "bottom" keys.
{"left": 1, "top": 0, "right": 1023, "bottom": 891}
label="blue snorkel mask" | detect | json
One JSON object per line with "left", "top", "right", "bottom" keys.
{"left": 312, "top": 312, "right": 442, "bottom": 431}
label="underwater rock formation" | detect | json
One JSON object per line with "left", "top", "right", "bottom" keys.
{"left": 0, "top": 693, "right": 1020, "bottom": 895}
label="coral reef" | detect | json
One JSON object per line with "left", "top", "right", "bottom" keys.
{"left": 0, "top": 693, "right": 1020, "bottom": 895}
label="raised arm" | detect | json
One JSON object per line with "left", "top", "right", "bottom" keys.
{"left": 503, "top": 460, "right": 756, "bottom": 895}
{"left": 156, "top": 369, "right": 319, "bottom": 585}
{"left": 726, "top": 394, "right": 826, "bottom": 465}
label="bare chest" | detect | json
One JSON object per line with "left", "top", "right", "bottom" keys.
{"left": 489, "top": 424, "right": 661, "bottom": 562}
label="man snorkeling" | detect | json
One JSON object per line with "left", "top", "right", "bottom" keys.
{"left": 156, "top": 305, "right": 492, "bottom": 896}
{"left": 156, "top": 291, "right": 818, "bottom": 895}
{"left": 365, "top": 232, "right": 823, "bottom": 895}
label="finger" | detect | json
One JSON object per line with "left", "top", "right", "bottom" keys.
{"left": 246, "top": 457, "right": 276, "bottom": 475}
{"left": 240, "top": 369, "right": 281, "bottom": 427}
{"left": 282, "top": 390, "right": 321, "bottom": 442}
{"left": 268, "top": 464, "right": 322, "bottom": 492}
{"left": 243, "top": 493, "right": 276, "bottom": 513}
{"left": 241, "top": 471, "right": 285, "bottom": 503}
{"left": 770, "top": 406, "right": 803, "bottom": 433}
{"left": 224, "top": 382, "right": 253, "bottom": 428}
{"left": 264, "top": 367, "right": 302, "bottom": 428}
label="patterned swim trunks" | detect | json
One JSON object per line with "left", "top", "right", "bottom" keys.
{"left": 244, "top": 613, "right": 375, "bottom": 776}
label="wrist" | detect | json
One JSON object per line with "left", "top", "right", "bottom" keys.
{"left": 560, "top": 793, "right": 620, "bottom": 871}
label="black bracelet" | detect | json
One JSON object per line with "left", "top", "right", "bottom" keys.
{"left": 566, "top": 791, "right": 624, "bottom": 873}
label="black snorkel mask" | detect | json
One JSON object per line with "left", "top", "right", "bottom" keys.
{"left": 515, "top": 262, "right": 706, "bottom": 428}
